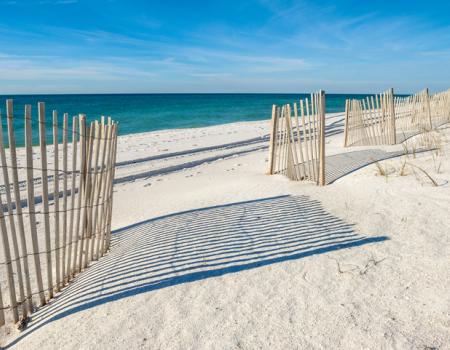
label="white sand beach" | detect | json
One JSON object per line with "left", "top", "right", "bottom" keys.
{"left": 1, "top": 113, "right": 450, "bottom": 349}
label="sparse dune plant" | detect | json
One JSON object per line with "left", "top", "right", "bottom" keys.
{"left": 398, "top": 159, "right": 408, "bottom": 176}
{"left": 374, "top": 161, "right": 389, "bottom": 180}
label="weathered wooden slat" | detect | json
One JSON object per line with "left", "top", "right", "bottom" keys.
{"left": 67, "top": 116, "right": 78, "bottom": 279}
{"left": 300, "top": 100, "right": 312, "bottom": 180}
{"left": 105, "top": 123, "right": 118, "bottom": 250}
{"left": 38, "top": 102, "right": 53, "bottom": 300}
{"left": 94, "top": 122, "right": 108, "bottom": 260}
{"left": 318, "top": 90, "right": 326, "bottom": 186}
{"left": 53, "top": 110, "right": 61, "bottom": 292}
{"left": 293, "top": 103, "right": 306, "bottom": 179}
{"left": 0, "top": 199, "right": 18, "bottom": 322}
{"left": 88, "top": 121, "right": 101, "bottom": 262}
{"left": 25, "top": 105, "right": 46, "bottom": 306}
{"left": 313, "top": 93, "right": 320, "bottom": 183}
{"left": 1, "top": 102, "right": 26, "bottom": 318}
{"left": 7, "top": 101, "right": 33, "bottom": 314}
{"left": 275, "top": 107, "right": 282, "bottom": 174}
{"left": 0, "top": 284, "right": 5, "bottom": 326}
{"left": 81, "top": 123, "right": 95, "bottom": 269}
{"left": 98, "top": 122, "right": 113, "bottom": 256}
{"left": 99, "top": 121, "right": 114, "bottom": 254}
{"left": 267, "top": 105, "right": 278, "bottom": 175}
{"left": 389, "top": 88, "right": 396, "bottom": 145}
{"left": 305, "top": 98, "right": 316, "bottom": 181}
{"left": 73, "top": 115, "right": 86, "bottom": 274}
{"left": 343, "top": 99, "right": 350, "bottom": 147}
{"left": 61, "top": 113, "right": 68, "bottom": 285}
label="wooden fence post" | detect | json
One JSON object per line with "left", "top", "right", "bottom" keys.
{"left": 75, "top": 115, "right": 87, "bottom": 272}
{"left": 98, "top": 121, "right": 113, "bottom": 255}
{"left": 94, "top": 121, "right": 108, "bottom": 260}
{"left": 0, "top": 286, "right": 5, "bottom": 326}
{"left": 343, "top": 99, "right": 350, "bottom": 147}
{"left": 426, "top": 88, "right": 432, "bottom": 130}
{"left": 67, "top": 116, "right": 78, "bottom": 280}
{"left": 73, "top": 115, "right": 85, "bottom": 273}
{"left": 105, "top": 123, "right": 118, "bottom": 250}
{"left": 1, "top": 102, "right": 26, "bottom": 317}
{"left": 287, "top": 105, "right": 301, "bottom": 180}
{"left": 319, "top": 90, "right": 326, "bottom": 186}
{"left": 293, "top": 103, "right": 305, "bottom": 179}
{"left": 38, "top": 102, "right": 54, "bottom": 300}
{"left": 7, "top": 101, "right": 34, "bottom": 314}
{"left": 104, "top": 120, "right": 117, "bottom": 251}
{"left": 88, "top": 121, "right": 101, "bottom": 262}
{"left": 0, "top": 115, "right": 19, "bottom": 324}
{"left": 25, "top": 105, "right": 46, "bottom": 306}
{"left": 53, "top": 110, "right": 61, "bottom": 292}
{"left": 267, "top": 105, "right": 278, "bottom": 175}
{"left": 305, "top": 98, "right": 316, "bottom": 181}
{"left": 61, "top": 113, "right": 68, "bottom": 285}
{"left": 389, "top": 88, "right": 397, "bottom": 145}
{"left": 284, "top": 105, "right": 295, "bottom": 180}
{"left": 300, "top": 100, "right": 312, "bottom": 179}
{"left": 82, "top": 123, "right": 95, "bottom": 269}
{"left": 0, "top": 195, "right": 18, "bottom": 322}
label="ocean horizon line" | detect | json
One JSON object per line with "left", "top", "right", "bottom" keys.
{"left": 0, "top": 91, "right": 413, "bottom": 97}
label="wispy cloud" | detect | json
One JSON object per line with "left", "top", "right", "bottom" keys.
{"left": 0, "top": 53, "right": 155, "bottom": 81}
{"left": 1, "top": 0, "right": 450, "bottom": 93}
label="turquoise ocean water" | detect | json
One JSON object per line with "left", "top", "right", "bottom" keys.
{"left": 0, "top": 93, "right": 395, "bottom": 145}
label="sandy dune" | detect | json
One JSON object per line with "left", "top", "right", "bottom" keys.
{"left": 1, "top": 114, "right": 450, "bottom": 349}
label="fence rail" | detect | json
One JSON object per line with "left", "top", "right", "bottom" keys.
{"left": 0, "top": 99, "right": 118, "bottom": 330}
{"left": 344, "top": 88, "right": 450, "bottom": 147}
{"left": 267, "top": 91, "right": 326, "bottom": 185}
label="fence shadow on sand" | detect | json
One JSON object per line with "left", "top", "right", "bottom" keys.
{"left": 7, "top": 195, "right": 388, "bottom": 347}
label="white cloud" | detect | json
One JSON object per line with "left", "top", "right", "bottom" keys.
{"left": 0, "top": 54, "right": 155, "bottom": 82}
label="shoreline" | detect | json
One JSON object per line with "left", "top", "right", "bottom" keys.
{"left": 117, "top": 111, "right": 346, "bottom": 140}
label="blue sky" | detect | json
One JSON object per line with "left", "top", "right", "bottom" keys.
{"left": 1, "top": 0, "right": 450, "bottom": 94}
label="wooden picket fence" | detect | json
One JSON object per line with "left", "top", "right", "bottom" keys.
{"left": 0, "top": 99, "right": 118, "bottom": 329}
{"left": 343, "top": 88, "right": 396, "bottom": 146}
{"left": 344, "top": 88, "right": 450, "bottom": 147}
{"left": 267, "top": 91, "right": 326, "bottom": 186}
{"left": 430, "top": 88, "right": 450, "bottom": 127}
